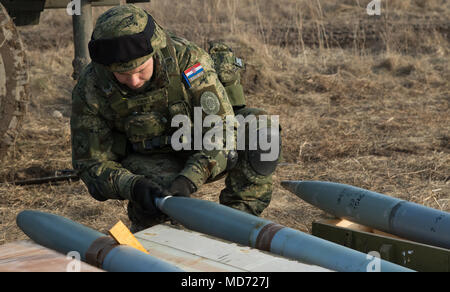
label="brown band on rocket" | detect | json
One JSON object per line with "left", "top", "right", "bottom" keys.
{"left": 85, "top": 236, "right": 119, "bottom": 268}
{"left": 255, "top": 223, "right": 285, "bottom": 252}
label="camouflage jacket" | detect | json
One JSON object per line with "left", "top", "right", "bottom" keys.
{"left": 71, "top": 34, "right": 236, "bottom": 201}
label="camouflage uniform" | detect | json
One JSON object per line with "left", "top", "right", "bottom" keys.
{"left": 71, "top": 5, "right": 276, "bottom": 229}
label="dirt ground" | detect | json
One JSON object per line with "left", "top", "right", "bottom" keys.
{"left": 0, "top": 0, "right": 449, "bottom": 245}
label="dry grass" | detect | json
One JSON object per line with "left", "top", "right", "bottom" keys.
{"left": 0, "top": 0, "right": 449, "bottom": 245}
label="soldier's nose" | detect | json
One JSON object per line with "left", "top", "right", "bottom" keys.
{"left": 128, "top": 75, "right": 142, "bottom": 88}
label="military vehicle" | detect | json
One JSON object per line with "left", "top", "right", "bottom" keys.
{"left": 0, "top": 0, "right": 149, "bottom": 160}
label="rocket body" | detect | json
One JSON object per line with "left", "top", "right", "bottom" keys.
{"left": 155, "top": 196, "right": 413, "bottom": 272}
{"left": 281, "top": 180, "right": 450, "bottom": 249}
{"left": 16, "top": 210, "right": 183, "bottom": 272}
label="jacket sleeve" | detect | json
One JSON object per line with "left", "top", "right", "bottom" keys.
{"left": 70, "top": 65, "right": 141, "bottom": 201}
{"left": 176, "top": 44, "right": 237, "bottom": 189}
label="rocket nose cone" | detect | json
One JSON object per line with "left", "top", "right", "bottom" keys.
{"left": 281, "top": 180, "right": 301, "bottom": 193}
{"left": 16, "top": 210, "right": 36, "bottom": 231}
{"left": 16, "top": 210, "right": 50, "bottom": 241}
{"left": 281, "top": 180, "right": 313, "bottom": 201}
{"left": 16, "top": 210, "right": 55, "bottom": 237}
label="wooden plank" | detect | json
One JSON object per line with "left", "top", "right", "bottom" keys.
{"left": 0, "top": 241, "right": 103, "bottom": 272}
{"left": 139, "top": 240, "right": 245, "bottom": 272}
{"left": 328, "top": 219, "right": 404, "bottom": 240}
{"left": 135, "top": 224, "right": 331, "bottom": 272}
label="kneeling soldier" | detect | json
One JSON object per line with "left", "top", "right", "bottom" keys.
{"left": 70, "top": 4, "right": 281, "bottom": 232}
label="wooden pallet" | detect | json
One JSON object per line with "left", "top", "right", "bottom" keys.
{"left": 0, "top": 240, "right": 102, "bottom": 272}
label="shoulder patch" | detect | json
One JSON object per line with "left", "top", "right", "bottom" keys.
{"left": 200, "top": 91, "right": 221, "bottom": 115}
{"left": 183, "top": 63, "right": 205, "bottom": 88}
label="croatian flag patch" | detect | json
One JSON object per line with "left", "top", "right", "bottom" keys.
{"left": 183, "top": 63, "right": 205, "bottom": 88}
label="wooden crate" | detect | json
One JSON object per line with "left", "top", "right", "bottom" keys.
{"left": 0, "top": 240, "right": 102, "bottom": 272}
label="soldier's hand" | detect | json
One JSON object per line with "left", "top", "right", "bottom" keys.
{"left": 132, "top": 178, "right": 169, "bottom": 214}
{"left": 168, "top": 176, "right": 197, "bottom": 197}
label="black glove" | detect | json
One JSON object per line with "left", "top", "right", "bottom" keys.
{"left": 132, "top": 178, "right": 169, "bottom": 215}
{"left": 168, "top": 176, "right": 197, "bottom": 197}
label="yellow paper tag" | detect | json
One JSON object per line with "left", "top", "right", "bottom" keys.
{"left": 108, "top": 221, "right": 149, "bottom": 254}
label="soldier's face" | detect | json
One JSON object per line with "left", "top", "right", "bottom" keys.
{"left": 113, "top": 57, "right": 154, "bottom": 90}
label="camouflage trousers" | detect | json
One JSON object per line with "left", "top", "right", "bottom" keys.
{"left": 122, "top": 107, "right": 275, "bottom": 230}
